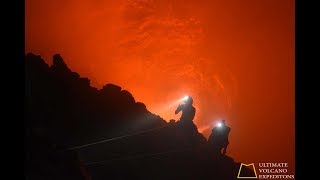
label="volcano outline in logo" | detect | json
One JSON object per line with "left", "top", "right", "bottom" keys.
{"left": 237, "top": 163, "right": 258, "bottom": 179}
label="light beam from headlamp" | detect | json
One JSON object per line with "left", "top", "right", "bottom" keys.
{"left": 153, "top": 95, "right": 190, "bottom": 119}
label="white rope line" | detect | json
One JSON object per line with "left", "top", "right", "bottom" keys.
{"left": 66, "top": 124, "right": 169, "bottom": 151}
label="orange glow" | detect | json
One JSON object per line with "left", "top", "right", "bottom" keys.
{"left": 26, "top": 0, "right": 295, "bottom": 173}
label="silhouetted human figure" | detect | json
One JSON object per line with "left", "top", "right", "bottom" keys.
{"left": 208, "top": 120, "right": 231, "bottom": 155}
{"left": 175, "top": 96, "right": 196, "bottom": 123}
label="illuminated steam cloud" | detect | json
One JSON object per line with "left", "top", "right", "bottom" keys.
{"left": 26, "top": 0, "right": 237, "bottom": 135}
{"left": 107, "top": 0, "right": 237, "bottom": 132}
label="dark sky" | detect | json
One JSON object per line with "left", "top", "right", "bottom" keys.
{"left": 26, "top": 0, "right": 295, "bottom": 173}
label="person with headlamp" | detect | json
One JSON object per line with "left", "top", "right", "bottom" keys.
{"left": 208, "top": 120, "right": 231, "bottom": 155}
{"left": 175, "top": 96, "right": 196, "bottom": 123}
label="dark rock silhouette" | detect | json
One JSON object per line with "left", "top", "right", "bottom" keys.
{"left": 25, "top": 53, "right": 255, "bottom": 180}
